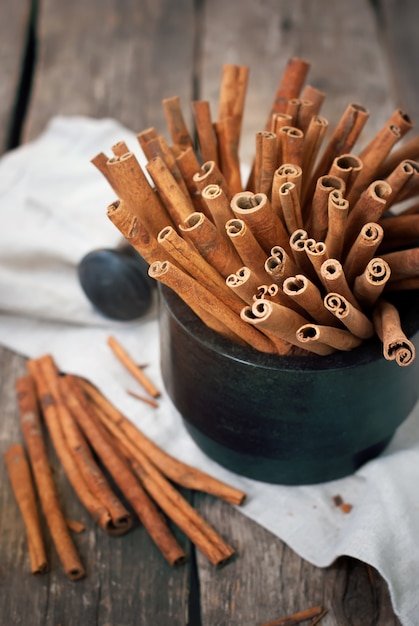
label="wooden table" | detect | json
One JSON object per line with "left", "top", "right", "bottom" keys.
{"left": 0, "top": 1, "right": 417, "bottom": 624}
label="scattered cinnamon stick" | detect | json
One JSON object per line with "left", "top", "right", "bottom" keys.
{"left": 107, "top": 334, "right": 161, "bottom": 398}
{"left": 16, "top": 374, "right": 85, "bottom": 581}
{"left": 4, "top": 443, "right": 48, "bottom": 575}
{"left": 259, "top": 604, "right": 326, "bottom": 626}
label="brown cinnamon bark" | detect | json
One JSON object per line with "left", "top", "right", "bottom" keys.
{"left": 241, "top": 299, "right": 330, "bottom": 355}
{"left": 162, "top": 95, "right": 194, "bottom": 150}
{"left": 353, "top": 258, "right": 391, "bottom": 308}
{"left": 282, "top": 274, "right": 338, "bottom": 326}
{"left": 381, "top": 247, "right": 419, "bottom": 282}
{"left": 377, "top": 135, "right": 419, "bottom": 178}
{"left": 253, "top": 131, "right": 278, "bottom": 196}
{"left": 231, "top": 191, "right": 291, "bottom": 254}
{"left": 343, "top": 222, "right": 384, "bottom": 285}
{"left": 279, "top": 182, "right": 303, "bottom": 235}
{"left": 107, "top": 151, "right": 172, "bottom": 237}
{"left": 217, "top": 63, "right": 249, "bottom": 149}
{"left": 225, "top": 218, "right": 271, "bottom": 285}
{"left": 80, "top": 378, "right": 246, "bottom": 506}
{"left": 37, "top": 354, "right": 133, "bottom": 536}
{"left": 265, "top": 246, "right": 299, "bottom": 286}
{"left": 296, "top": 324, "right": 362, "bottom": 352}
{"left": 266, "top": 57, "right": 311, "bottom": 123}
{"left": 328, "top": 153, "right": 363, "bottom": 196}
{"left": 175, "top": 147, "right": 211, "bottom": 216}
{"left": 303, "top": 238, "right": 329, "bottom": 284}
{"left": 192, "top": 100, "right": 219, "bottom": 165}
{"left": 200, "top": 183, "right": 235, "bottom": 236}
{"left": 98, "top": 412, "right": 235, "bottom": 567}
{"left": 300, "top": 84, "right": 326, "bottom": 115}
{"left": 306, "top": 175, "right": 346, "bottom": 242}
{"left": 300, "top": 115, "right": 329, "bottom": 206}
{"left": 324, "top": 292, "right": 374, "bottom": 339}
{"left": 226, "top": 267, "right": 265, "bottom": 305}
{"left": 384, "top": 159, "right": 419, "bottom": 207}
{"left": 179, "top": 212, "right": 243, "bottom": 278}
{"left": 107, "top": 335, "right": 161, "bottom": 398}
{"left": 4, "top": 444, "right": 48, "bottom": 574}
{"left": 146, "top": 155, "right": 195, "bottom": 224}
{"left": 320, "top": 258, "right": 360, "bottom": 309}
{"left": 214, "top": 117, "right": 243, "bottom": 195}
{"left": 59, "top": 374, "right": 187, "bottom": 566}
{"left": 278, "top": 126, "right": 305, "bottom": 167}
{"left": 378, "top": 214, "right": 419, "bottom": 252}
{"left": 324, "top": 191, "right": 349, "bottom": 260}
{"left": 344, "top": 180, "right": 392, "bottom": 251}
{"left": 193, "top": 160, "right": 231, "bottom": 200}
{"left": 26, "top": 358, "right": 121, "bottom": 537}
{"left": 271, "top": 164, "right": 303, "bottom": 220}
{"left": 149, "top": 260, "right": 276, "bottom": 353}
{"left": 16, "top": 374, "right": 85, "bottom": 581}
{"left": 372, "top": 298, "right": 416, "bottom": 366}
{"left": 157, "top": 225, "right": 245, "bottom": 315}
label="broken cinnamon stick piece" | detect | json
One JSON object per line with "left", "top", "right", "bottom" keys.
{"left": 107, "top": 335, "right": 161, "bottom": 398}
{"left": 259, "top": 604, "right": 325, "bottom": 626}
{"left": 4, "top": 443, "right": 48, "bottom": 575}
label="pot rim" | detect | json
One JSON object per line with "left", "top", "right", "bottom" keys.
{"left": 159, "top": 284, "right": 419, "bottom": 373}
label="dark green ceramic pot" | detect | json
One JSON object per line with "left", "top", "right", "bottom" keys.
{"left": 159, "top": 284, "right": 419, "bottom": 485}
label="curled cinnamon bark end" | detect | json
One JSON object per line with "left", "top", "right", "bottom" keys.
{"left": 372, "top": 298, "right": 416, "bottom": 366}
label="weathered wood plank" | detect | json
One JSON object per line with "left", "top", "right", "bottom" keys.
{"left": 23, "top": 0, "right": 197, "bottom": 143}
{"left": 0, "top": 0, "right": 32, "bottom": 153}
{"left": 194, "top": 496, "right": 401, "bottom": 625}
{"left": 199, "top": 0, "right": 396, "bottom": 167}
{"left": 379, "top": 0, "right": 419, "bottom": 124}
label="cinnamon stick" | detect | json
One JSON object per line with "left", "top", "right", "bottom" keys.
{"left": 381, "top": 247, "right": 419, "bottom": 282}
{"left": 175, "top": 146, "right": 211, "bottom": 216}
{"left": 214, "top": 117, "right": 243, "bottom": 195}
{"left": 328, "top": 153, "right": 363, "bottom": 196}
{"left": 353, "top": 258, "right": 391, "bottom": 308}
{"left": 193, "top": 160, "right": 232, "bottom": 200}
{"left": 378, "top": 214, "right": 419, "bottom": 252}
{"left": 282, "top": 274, "right": 338, "bottom": 326}
{"left": 372, "top": 298, "right": 416, "bottom": 366}
{"left": 26, "top": 358, "right": 122, "bottom": 537}
{"left": 306, "top": 175, "right": 346, "bottom": 243}
{"left": 253, "top": 131, "right": 278, "bottom": 196}
{"left": 324, "top": 293, "right": 374, "bottom": 339}
{"left": 231, "top": 191, "right": 291, "bottom": 254}
{"left": 192, "top": 100, "right": 219, "bottom": 165}
{"left": 300, "top": 115, "right": 329, "bottom": 205}
{"left": 296, "top": 324, "right": 362, "bottom": 352}
{"left": 97, "top": 410, "right": 235, "bottom": 567}
{"left": 266, "top": 57, "right": 311, "bottom": 122}
{"left": 149, "top": 260, "right": 276, "bottom": 354}
{"left": 146, "top": 155, "right": 195, "bottom": 224}
{"left": 79, "top": 377, "right": 246, "bottom": 505}
{"left": 324, "top": 190, "right": 349, "bottom": 260}
{"left": 343, "top": 222, "right": 384, "bottom": 286}
{"left": 59, "top": 374, "right": 187, "bottom": 566}
{"left": 162, "top": 95, "right": 194, "bottom": 150}
{"left": 320, "top": 258, "right": 360, "bottom": 309}
{"left": 225, "top": 218, "right": 271, "bottom": 285}
{"left": 265, "top": 246, "right": 299, "bottom": 286}
{"left": 271, "top": 164, "right": 303, "bottom": 220}
{"left": 278, "top": 126, "right": 305, "bottom": 167}
{"left": 107, "top": 334, "right": 161, "bottom": 398}
{"left": 4, "top": 444, "right": 48, "bottom": 575}
{"left": 200, "top": 183, "right": 235, "bottom": 236}
{"left": 218, "top": 63, "right": 249, "bottom": 148}
{"left": 16, "top": 374, "right": 85, "bottom": 581}
{"left": 279, "top": 182, "right": 304, "bottom": 235}
{"left": 37, "top": 354, "right": 133, "bottom": 536}
{"left": 179, "top": 211, "right": 243, "bottom": 278}
{"left": 260, "top": 604, "right": 325, "bottom": 626}
{"left": 226, "top": 267, "right": 265, "bottom": 305}
{"left": 300, "top": 84, "right": 326, "bottom": 115}
{"left": 344, "top": 180, "right": 392, "bottom": 249}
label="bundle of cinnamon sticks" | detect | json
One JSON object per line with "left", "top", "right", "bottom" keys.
{"left": 4, "top": 354, "right": 245, "bottom": 579}
{"left": 93, "top": 58, "right": 419, "bottom": 365}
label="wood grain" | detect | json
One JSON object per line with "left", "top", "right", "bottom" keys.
{"left": 194, "top": 495, "right": 401, "bottom": 625}
{"left": 0, "top": 0, "right": 31, "bottom": 153}
{"left": 23, "top": 0, "right": 196, "bottom": 143}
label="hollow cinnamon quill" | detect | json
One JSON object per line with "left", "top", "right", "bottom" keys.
{"left": 372, "top": 298, "right": 416, "bottom": 366}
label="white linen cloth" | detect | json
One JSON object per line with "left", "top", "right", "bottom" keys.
{"left": 0, "top": 116, "right": 418, "bottom": 625}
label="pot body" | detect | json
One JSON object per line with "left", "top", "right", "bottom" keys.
{"left": 159, "top": 285, "right": 419, "bottom": 485}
